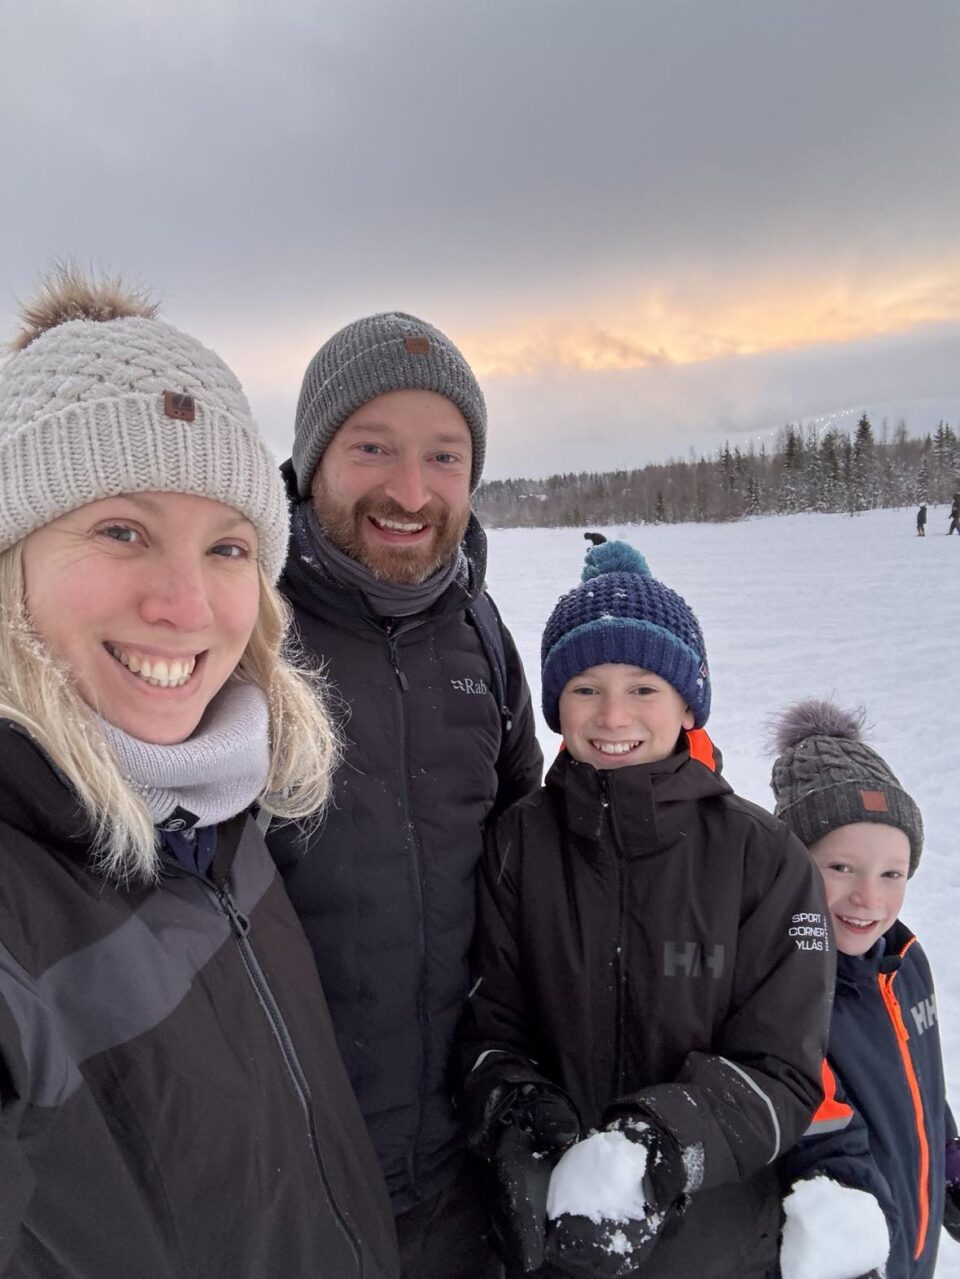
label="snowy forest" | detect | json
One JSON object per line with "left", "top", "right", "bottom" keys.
{"left": 475, "top": 415, "right": 960, "bottom": 527}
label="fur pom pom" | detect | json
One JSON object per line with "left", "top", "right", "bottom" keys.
{"left": 12, "top": 262, "right": 158, "bottom": 351}
{"left": 772, "top": 699, "right": 866, "bottom": 753}
{"left": 582, "top": 540, "right": 650, "bottom": 582}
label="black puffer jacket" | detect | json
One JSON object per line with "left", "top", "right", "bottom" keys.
{"left": 0, "top": 722, "right": 398, "bottom": 1278}
{"left": 269, "top": 500, "right": 543, "bottom": 1211}
{"left": 461, "top": 744, "right": 835, "bottom": 1278}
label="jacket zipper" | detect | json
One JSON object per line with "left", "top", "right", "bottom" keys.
{"left": 387, "top": 633, "right": 430, "bottom": 1199}
{"left": 877, "top": 942, "right": 930, "bottom": 1261}
{"left": 165, "top": 856, "right": 364, "bottom": 1274}
{"left": 602, "top": 775, "right": 630, "bottom": 1097}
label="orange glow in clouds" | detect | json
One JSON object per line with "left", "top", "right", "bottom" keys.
{"left": 462, "top": 267, "right": 960, "bottom": 378}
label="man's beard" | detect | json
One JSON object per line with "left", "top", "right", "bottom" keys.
{"left": 311, "top": 480, "right": 470, "bottom": 585}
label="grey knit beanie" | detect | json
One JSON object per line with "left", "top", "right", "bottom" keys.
{"left": 292, "top": 311, "right": 486, "bottom": 495}
{"left": 0, "top": 268, "right": 288, "bottom": 581}
{"left": 770, "top": 699, "right": 923, "bottom": 876}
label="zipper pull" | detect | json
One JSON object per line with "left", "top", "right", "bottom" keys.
{"left": 389, "top": 640, "right": 409, "bottom": 690}
{"left": 218, "top": 888, "right": 251, "bottom": 938}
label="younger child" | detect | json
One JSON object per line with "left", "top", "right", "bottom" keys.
{"left": 771, "top": 699, "right": 960, "bottom": 1279}
{"left": 460, "top": 541, "right": 834, "bottom": 1278}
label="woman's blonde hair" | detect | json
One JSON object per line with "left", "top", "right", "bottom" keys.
{"left": 0, "top": 543, "right": 339, "bottom": 883}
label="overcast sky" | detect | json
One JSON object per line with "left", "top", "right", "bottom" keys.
{"left": 3, "top": 0, "right": 959, "bottom": 479}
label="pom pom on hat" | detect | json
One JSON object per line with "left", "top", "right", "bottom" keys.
{"left": 582, "top": 540, "right": 650, "bottom": 581}
{"left": 540, "top": 539, "right": 709, "bottom": 734}
{"left": 770, "top": 698, "right": 923, "bottom": 876}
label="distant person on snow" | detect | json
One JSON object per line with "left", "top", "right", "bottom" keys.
{"left": 916, "top": 504, "right": 927, "bottom": 536}
{"left": 771, "top": 700, "right": 959, "bottom": 1279}
{"left": 948, "top": 494, "right": 960, "bottom": 535}
{"left": 459, "top": 540, "right": 834, "bottom": 1278}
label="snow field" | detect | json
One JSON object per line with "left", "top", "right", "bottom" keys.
{"left": 485, "top": 507, "right": 960, "bottom": 1275}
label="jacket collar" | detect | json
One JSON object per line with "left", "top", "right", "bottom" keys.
{"left": 836, "top": 918, "right": 916, "bottom": 991}
{"left": 545, "top": 737, "right": 732, "bottom": 859}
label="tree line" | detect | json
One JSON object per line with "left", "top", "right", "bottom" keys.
{"left": 474, "top": 416, "right": 960, "bottom": 528}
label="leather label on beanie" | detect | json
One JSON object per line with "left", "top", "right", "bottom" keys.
{"left": 404, "top": 336, "right": 431, "bottom": 355}
{"left": 163, "top": 390, "right": 196, "bottom": 422}
{"left": 860, "top": 789, "right": 889, "bottom": 812}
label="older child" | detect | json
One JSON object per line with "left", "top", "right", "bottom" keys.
{"left": 460, "top": 541, "right": 834, "bottom": 1278}
{"left": 771, "top": 700, "right": 960, "bottom": 1279}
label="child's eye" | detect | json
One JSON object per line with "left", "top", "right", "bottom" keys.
{"left": 881, "top": 870, "right": 905, "bottom": 880}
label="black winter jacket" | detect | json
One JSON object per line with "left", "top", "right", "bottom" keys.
{"left": 269, "top": 502, "right": 543, "bottom": 1211}
{"left": 0, "top": 722, "right": 398, "bottom": 1279}
{"left": 461, "top": 744, "right": 835, "bottom": 1279}
{"left": 780, "top": 923, "right": 954, "bottom": 1278}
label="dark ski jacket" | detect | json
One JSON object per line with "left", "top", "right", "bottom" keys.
{"left": 780, "top": 923, "right": 954, "bottom": 1279}
{"left": 268, "top": 494, "right": 543, "bottom": 1212}
{"left": 460, "top": 742, "right": 835, "bottom": 1279}
{"left": 0, "top": 721, "right": 398, "bottom": 1279}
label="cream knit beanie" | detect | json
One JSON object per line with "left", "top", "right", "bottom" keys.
{"left": 0, "top": 267, "right": 288, "bottom": 581}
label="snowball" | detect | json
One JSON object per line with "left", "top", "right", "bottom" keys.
{"left": 781, "top": 1177, "right": 888, "bottom": 1279}
{"left": 546, "top": 1130, "right": 649, "bottom": 1224}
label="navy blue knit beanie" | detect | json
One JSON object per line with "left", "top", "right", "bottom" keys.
{"left": 540, "top": 541, "right": 710, "bottom": 733}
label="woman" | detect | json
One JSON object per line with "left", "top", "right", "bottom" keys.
{"left": 0, "top": 267, "right": 398, "bottom": 1277}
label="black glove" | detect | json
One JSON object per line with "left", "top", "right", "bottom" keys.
{"left": 489, "top": 1084, "right": 581, "bottom": 1274}
{"left": 544, "top": 1121, "right": 685, "bottom": 1278}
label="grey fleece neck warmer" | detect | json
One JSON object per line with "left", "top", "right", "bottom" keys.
{"left": 100, "top": 681, "right": 271, "bottom": 829}
{"left": 297, "top": 500, "right": 466, "bottom": 618}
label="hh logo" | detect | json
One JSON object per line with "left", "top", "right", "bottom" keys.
{"left": 451, "top": 677, "right": 488, "bottom": 695}
{"left": 663, "top": 941, "right": 725, "bottom": 979}
{"left": 911, "top": 995, "right": 937, "bottom": 1036}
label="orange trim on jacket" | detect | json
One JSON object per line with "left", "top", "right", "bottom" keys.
{"left": 878, "top": 934, "right": 930, "bottom": 1260}
{"left": 805, "top": 1059, "right": 854, "bottom": 1135}
{"left": 686, "top": 728, "right": 716, "bottom": 772}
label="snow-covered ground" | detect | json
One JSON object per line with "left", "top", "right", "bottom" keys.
{"left": 485, "top": 505, "right": 960, "bottom": 1275}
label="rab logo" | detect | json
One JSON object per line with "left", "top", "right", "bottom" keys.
{"left": 451, "top": 677, "right": 488, "bottom": 695}
{"left": 163, "top": 390, "right": 196, "bottom": 422}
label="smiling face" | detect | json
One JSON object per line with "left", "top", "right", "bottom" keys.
{"left": 559, "top": 663, "right": 694, "bottom": 769}
{"left": 21, "top": 492, "right": 260, "bottom": 745}
{"left": 810, "top": 823, "right": 910, "bottom": 955}
{"left": 310, "top": 389, "right": 472, "bottom": 584}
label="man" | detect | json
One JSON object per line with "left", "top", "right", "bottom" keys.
{"left": 269, "top": 312, "right": 543, "bottom": 1277}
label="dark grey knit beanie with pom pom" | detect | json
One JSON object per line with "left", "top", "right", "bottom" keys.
{"left": 770, "top": 699, "right": 924, "bottom": 876}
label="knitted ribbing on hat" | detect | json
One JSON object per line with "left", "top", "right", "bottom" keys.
{"left": 770, "top": 699, "right": 924, "bottom": 876}
{"left": 292, "top": 311, "right": 486, "bottom": 495}
{"left": 0, "top": 310, "right": 288, "bottom": 580}
{"left": 540, "top": 541, "right": 710, "bottom": 733}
